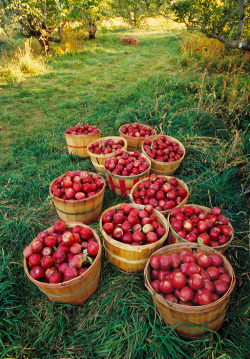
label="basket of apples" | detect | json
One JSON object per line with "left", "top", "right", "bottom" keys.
{"left": 65, "top": 124, "right": 101, "bottom": 158}
{"left": 130, "top": 174, "right": 189, "bottom": 215}
{"left": 168, "top": 205, "right": 234, "bottom": 252}
{"left": 104, "top": 150, "right": 151, "bottom": 197}
{"left": 142, "top": 135, "right": 185, "bottom": 175}
{"left": 100, "top": 203, "right": 169, "bottom": 272}
{"left": 23, "top": 221, "right": 101, "bottom": 304}
{"left": 119, "top": 123, "right": 156, "bottom": 152}
{"left": 144, "top": 242, "right": 235, "bottom": 337}
{"left": 87, "top": 136, "right": 127, "bottom": 174}
{"left": 49, "top": 171, "right": 105, "bottom": 224}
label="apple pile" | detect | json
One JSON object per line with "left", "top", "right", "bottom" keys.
{"left": 88, "top": 138, "right": 125, "bottom": 155}
{"left": 50, "top": 171, "right": 105, "bottom": 200}
{"left": 132, "top": 174, "right": 188, "bottom": 211}
{"left": 104, "top": 150, "right": 150, "bottom": 176}
{"left": 23, "top": 222, "right": 99, "bottom": 283}
{"left": 101, "top": 203, "right": 166, "bottom": 245}
{"left": 65, "top": 124, "right": 100, "bottom": 135}
{"left": 120, "top": 123, "right": 155, "bottom": 138}
{"left": 150, "top": 249, "right": 231, "bottom": 306}
{"left": 143, "top": 136, "right": 184, "bottom": 162}
{"left": 169, "top": 206, "right": 232, "bottom": 247}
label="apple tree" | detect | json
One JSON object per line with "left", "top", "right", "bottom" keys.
{"left": 166, "top": 0, "right": 250, "bottom": 51}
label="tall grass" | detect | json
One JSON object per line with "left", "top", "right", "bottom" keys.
{"left": 0, "top": 27, "right": 249, "bottom": 358}
{"left": 0, "top": 40, "right": 46, "bottom": 83}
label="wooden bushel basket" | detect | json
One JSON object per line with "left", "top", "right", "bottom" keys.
{"left": 65, "top": 131, "right": 101, "bottom": 158}
{"left": 142, "top": 135, "right": 185, "bottom": 175}
{"left": 49, "top": 172, "right": 105, "bottom": 224}
{"left": 23, "top": 223, "right": 101, "bottom": 304}
{"left": 167, "top": 204, "right": 234, "bottom": 253}
{"left": 119, "top": 124, "right": 156, "bottom": 152}
{"left": 104, "top": 153, "right": 151, "bottom": 197}
{"left": 144, "top": 243, "right": 236, "bottom": 337}
{"left": 100, "top": 204, "right": 169, "bottom": 272}
{"left": 87, "top": 136, "right": 127, "bottom": 174}
{"left": 129, "top": 175, "right": 189, "bottom": 216}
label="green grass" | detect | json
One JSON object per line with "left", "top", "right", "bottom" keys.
{"left": 0, "top": 27, "right": 249, "bottom": 358}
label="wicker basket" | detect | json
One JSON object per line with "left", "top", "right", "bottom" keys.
{"left": 49, "top": 172, "right": 105, "bottom": 224}
{"left": 119, "top": 124, "right": 156, "bottom": 152}
{"left": 87, "top": 136, "right": 127, "bottom": 174}
{"left": 144, "top": 242, "right": 236, "bottom": 337}
{"left": 23, "top": 222, "right": 101, "bottom": 304}
{"left": 167, "top": 204, "right": 234, "bottom": 253}
{"left": 129, "top": 175, "right": 189, "bottom": 216}
{"left": 104, "top": 153, "right": 151, "bottom": 197}
{"left": 65, "top": 131, "right": 101, "bottom": 158}
{"left": 142, "top": 135, "right": 185, "bottom": 175}
{"left": 100, "top": 204, "right": 169, "bottom": 272}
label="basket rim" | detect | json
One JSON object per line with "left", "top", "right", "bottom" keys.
{"left": 104, "top": 152, "right": 151, "bottom": 180}
{"left": 23, "top": 222, "right": 102, "bottom": 288}
{"left": 64, "top": 130, "right": 101, "bottom": 138}
{"left": 129, "top": 175, "right": 189, "bottom": 215}
{"left": 141, "top": 134, "right": 185, "bottom": 166}
{"left": 167, "top": 204, "right": 234, "bottom": 251}
{"left": 119, "top": 124, "right": 156, "bottom": 140}
{"left": 144, "top": 242, "right": 236, "bottom": 313}
{"left": 49, "top": 171, "right": 106, "bottom": 204}
{"left": 100, "top": 203, "right": 169, "bottom": 251}
{"left": 87, "top": 136, "right": 128, "bottom": 159}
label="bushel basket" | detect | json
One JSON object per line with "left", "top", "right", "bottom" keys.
{"left": 87, "top": 136, "right": 127, "bottom": 174}
{"left": 104, "top": 153, "right": 151, "bottom": 197}
{"left": 49, "top": 172, "right": 105, "bottom": 224}
{"left": 23, "top": 222, "right": 102, "bottom": 304}
{"left": 167, "top": 204, "right": 234, "bottom": 253}
{"left": 119, "top": 124, "right": 156, "bottom": 152}
{"left": 100, "top": 203, "right": 169, "bottom": 272}
{"left": 65, "top": 131, "right": 101, "bottom": 158}
{"left": 129, "top": 175, "right": 189, "bottom": 216}
{"left": 142, "top": 135, "right": 185, "bottom": 175}
{"left": 144, "top": 242, "right": 235, "bottom": 337}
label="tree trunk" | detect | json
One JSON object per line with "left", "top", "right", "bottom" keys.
{"left": 88, "top": 21, "right": 97, "bottom": 40}
{"left": 38, "top": 36, "right": 51, "bottom": 54}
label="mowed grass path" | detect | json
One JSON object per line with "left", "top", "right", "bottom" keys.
{"left": 0, "top": 29, "right": 249, "bottom": 358}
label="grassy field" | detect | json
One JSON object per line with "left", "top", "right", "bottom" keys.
{"left": 0, "top": 26, "right": 249, "bottom": 358}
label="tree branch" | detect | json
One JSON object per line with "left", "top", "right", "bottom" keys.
{"left": 208, "top": 33, "right": 250, "bottom": 51}
{"left": 147, "top": 8, "right": 175, "bottom": 22}
{"left": 47, "top": 36, "right": 62, "bottom": 43}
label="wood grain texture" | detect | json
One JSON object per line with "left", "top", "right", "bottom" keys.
{"left": 141, "top": 135, "right": 185, "bottom": 175}
{"left": 23, "top": 223, "right": 102, "bottom": 304}
{"left": 100, "top": 204, "right": 169, "bottom": 272}
{"left": 49, "top": 172, "right": 105, "bottom": 224}
{"left": 65, "top": 131, "right": 101, "bottom": 158}
{"left": 87, "top": 136, "right": 127, "bottom": 173}
{"left": 130, "top": 175, "right": 189, "bottom": 216}
{"left": 119, "top": 125, "right": 156, "bottom": 152}
{"left": 167, "top": 204, "right": 234, "bottom": 253}
{"left": 144, "top": 242, "right": 236, "bottom": 337}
